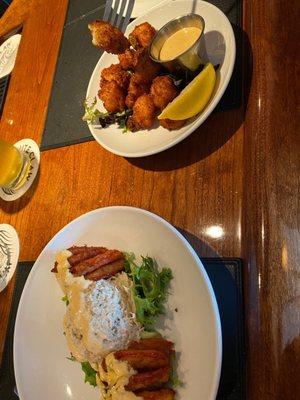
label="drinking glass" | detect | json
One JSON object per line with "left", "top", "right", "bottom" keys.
{"left": 0, "top": 139, "right": 30, "bottom": 190}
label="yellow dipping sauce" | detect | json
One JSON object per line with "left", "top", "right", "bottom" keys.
{"left": 160, "top": 27, "right": 201, "bottom": 61}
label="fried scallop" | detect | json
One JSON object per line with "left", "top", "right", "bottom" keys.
{"left": 159, "top": 118, "right": 186, "bottom": 130}
{"left": 150, "top": 76, "right": 178, "bottom": 110}
{"left": 88, "top": 20, "right": 129, "bottom": 54}
{"left": 126, "top": 73, "right": 152, "bottom": 109}
{"left": 134, "top": 48, "right": 161, "bottom": 80}
{"left": 129, "top": 22, "right": 156, "bottom": 49}
{"left": 127, "top": 94, "right": 156, "bottom": 131}
{"left": 98, "top": 80, "right": 126, "bottom": 113}
{"left": 118, "top": 49, "right": 137, "bottom": 70}
{"left": 101, "top": 63, "right": 130, "bottom": 89}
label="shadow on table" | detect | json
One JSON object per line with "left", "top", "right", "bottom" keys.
{"left": 127, "top": 27, "right": 252, "bottom": 172}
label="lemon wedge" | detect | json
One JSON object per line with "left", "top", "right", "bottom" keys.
{"left": 158, "top": 63, "right": 216, "bottom": 120}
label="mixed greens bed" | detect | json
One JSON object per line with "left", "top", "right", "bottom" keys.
{"left": 124, "top": 253, "right": 173, "bottom": 330}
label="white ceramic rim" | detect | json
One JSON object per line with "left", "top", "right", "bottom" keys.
{"left": 86, "top": 0, "right": 236, "bottom": 157}
{"left": 14, "top": 206, "right": 222, "bottom": 400}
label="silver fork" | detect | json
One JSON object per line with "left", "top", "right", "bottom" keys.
{"left": 103, "top": 0, "right": 135, "bottom": 32}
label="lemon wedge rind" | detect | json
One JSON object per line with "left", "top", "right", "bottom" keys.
{"left": 158, "top": 63, "right": 216, "bottom": 121}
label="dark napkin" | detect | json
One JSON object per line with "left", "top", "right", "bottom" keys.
{"left": 41, "top": 0, "right": 242, "bottom": 150}
{"left": 0, "top": 258, "right": 245, "bottom": 399}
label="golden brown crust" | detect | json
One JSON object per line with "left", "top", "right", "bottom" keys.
{"left": 114, "top": 349, "right": 170, "bottom": 370}
{"left": 134, "top": 48, "right": 161, "bottom": 81}
{"left": 159, "top": 119, "right": 186, "bottom": 130}
{"left": 98, "top": 80, "right": 126, "bottom": 113}
{"left": 129, "top": 94, "right": 156, "bottom": 131}
{"left": 126, "top": 73, "right": 152, "bottom": 109}
{"left": 88, "top": 20, "right": 129, "bottom": 54}
{"left": 150, "top": 76, "right": 178, "bottom": 110}
{"left": 101, "top": 63, "right": 130, "bottom": 89}
{"left": 118, "top": 49, "right": 137, "bottom": 70}
{"left": 129, "top": 22, "right": 156, "bottom": 49}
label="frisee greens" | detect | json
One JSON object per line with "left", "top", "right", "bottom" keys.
{"left": 81, "top": 361, "right": 97, "bottom": 387}
{"left": 124, "top": 253, "right": 173, "bottom": 329}
{"left": 82, "top": 97, "right": 105, "bottom": 124}
{"left": 98, "top": 109, "right": 132, "bottom": 132}
{"left": 82, "top": 97, "right": 132, "bottom": 131}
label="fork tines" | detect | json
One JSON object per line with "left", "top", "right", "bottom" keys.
{"left": 103, "top": 0, "right": 135, "bottom": 32}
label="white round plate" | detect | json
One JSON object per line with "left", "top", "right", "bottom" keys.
{"left": 86, "top": 0, "right": 235, "bottom": 157}
{"left": 0, "top": 34, "right": 21, "bottom": 79}
{"left": 14, "top": 206, "right": 222, "bottom": 400}
{"left": 0, "top": 224, "right": 19, "bottom": 292}
{"left": 0, "top": 139, "right": 40, "bottom": 202}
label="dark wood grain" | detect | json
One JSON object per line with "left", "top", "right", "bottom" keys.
{"left": 243, "top": 0, "right": 300, "bottom": 398}
{"left": 0, "top": 0, "right": 299, "bottom": 398}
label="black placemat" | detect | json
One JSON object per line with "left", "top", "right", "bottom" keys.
{"left": 0, "top": 258, "right": 245, "bottom": 399}
{"left": 0, "top": 75, "right": 10, "bottom": 116}
{"left": 41, "top": 0, "right": 243, "bottom": 151}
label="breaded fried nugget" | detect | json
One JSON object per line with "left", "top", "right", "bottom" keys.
{"left": 98, "top": 81, "right": 126, "bottom": 113}
{"left": 126, "top": 366, "right": 170, "bottom": 391}
{"left": 160, "top": 118, "right": 186, "bottom": 130}
{"left": 134, "top": 48, "right": 161, "bottom": 81}
{"left": 137, "top": 388, "right": 175, "bottom": 400}
{"left": 118, "top": 49, "right": 136, "bottom": 70}
{"left": 88, "top": 20, "right": 129, "bottom": 54}
{"left": 150, "top": 76, "right": 178, "bottom": 110}
{"left": 127, "top": 94, "right": 156, "bottom": 131}
{"left": 129, "top": 22, "right": 156, "bottom": 49}
{"left": 119, "top": 47, "right": 161, "bottom": 80}
{"left": 114, "top": 349, "right": 170, "bottom": 370}
{"left": 101, "top": 63, "right": 130, "bottom": 89}
{"left": 126, "top": 73, "right": 151, "bottom": 109}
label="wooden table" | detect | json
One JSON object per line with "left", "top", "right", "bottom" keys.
{"left": 0, "top": 0, "right": 299, "bottom": 398}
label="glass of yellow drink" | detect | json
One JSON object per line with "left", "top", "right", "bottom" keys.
{"left": 0, "top": 139, "right": 30, "bottom": 190}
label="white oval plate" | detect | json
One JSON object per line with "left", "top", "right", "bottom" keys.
{"left": 86, "top": 0, "right": 235, "bottom": 157}
{"left": 14, "top": 206, "right": 222, "bottom": 400}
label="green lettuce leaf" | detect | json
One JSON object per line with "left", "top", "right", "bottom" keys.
{"left": 81, "top": 362, "right": 97, "bottom": 387}
{"left": 124, "top": 253, "right": 173, "bottom": 329}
